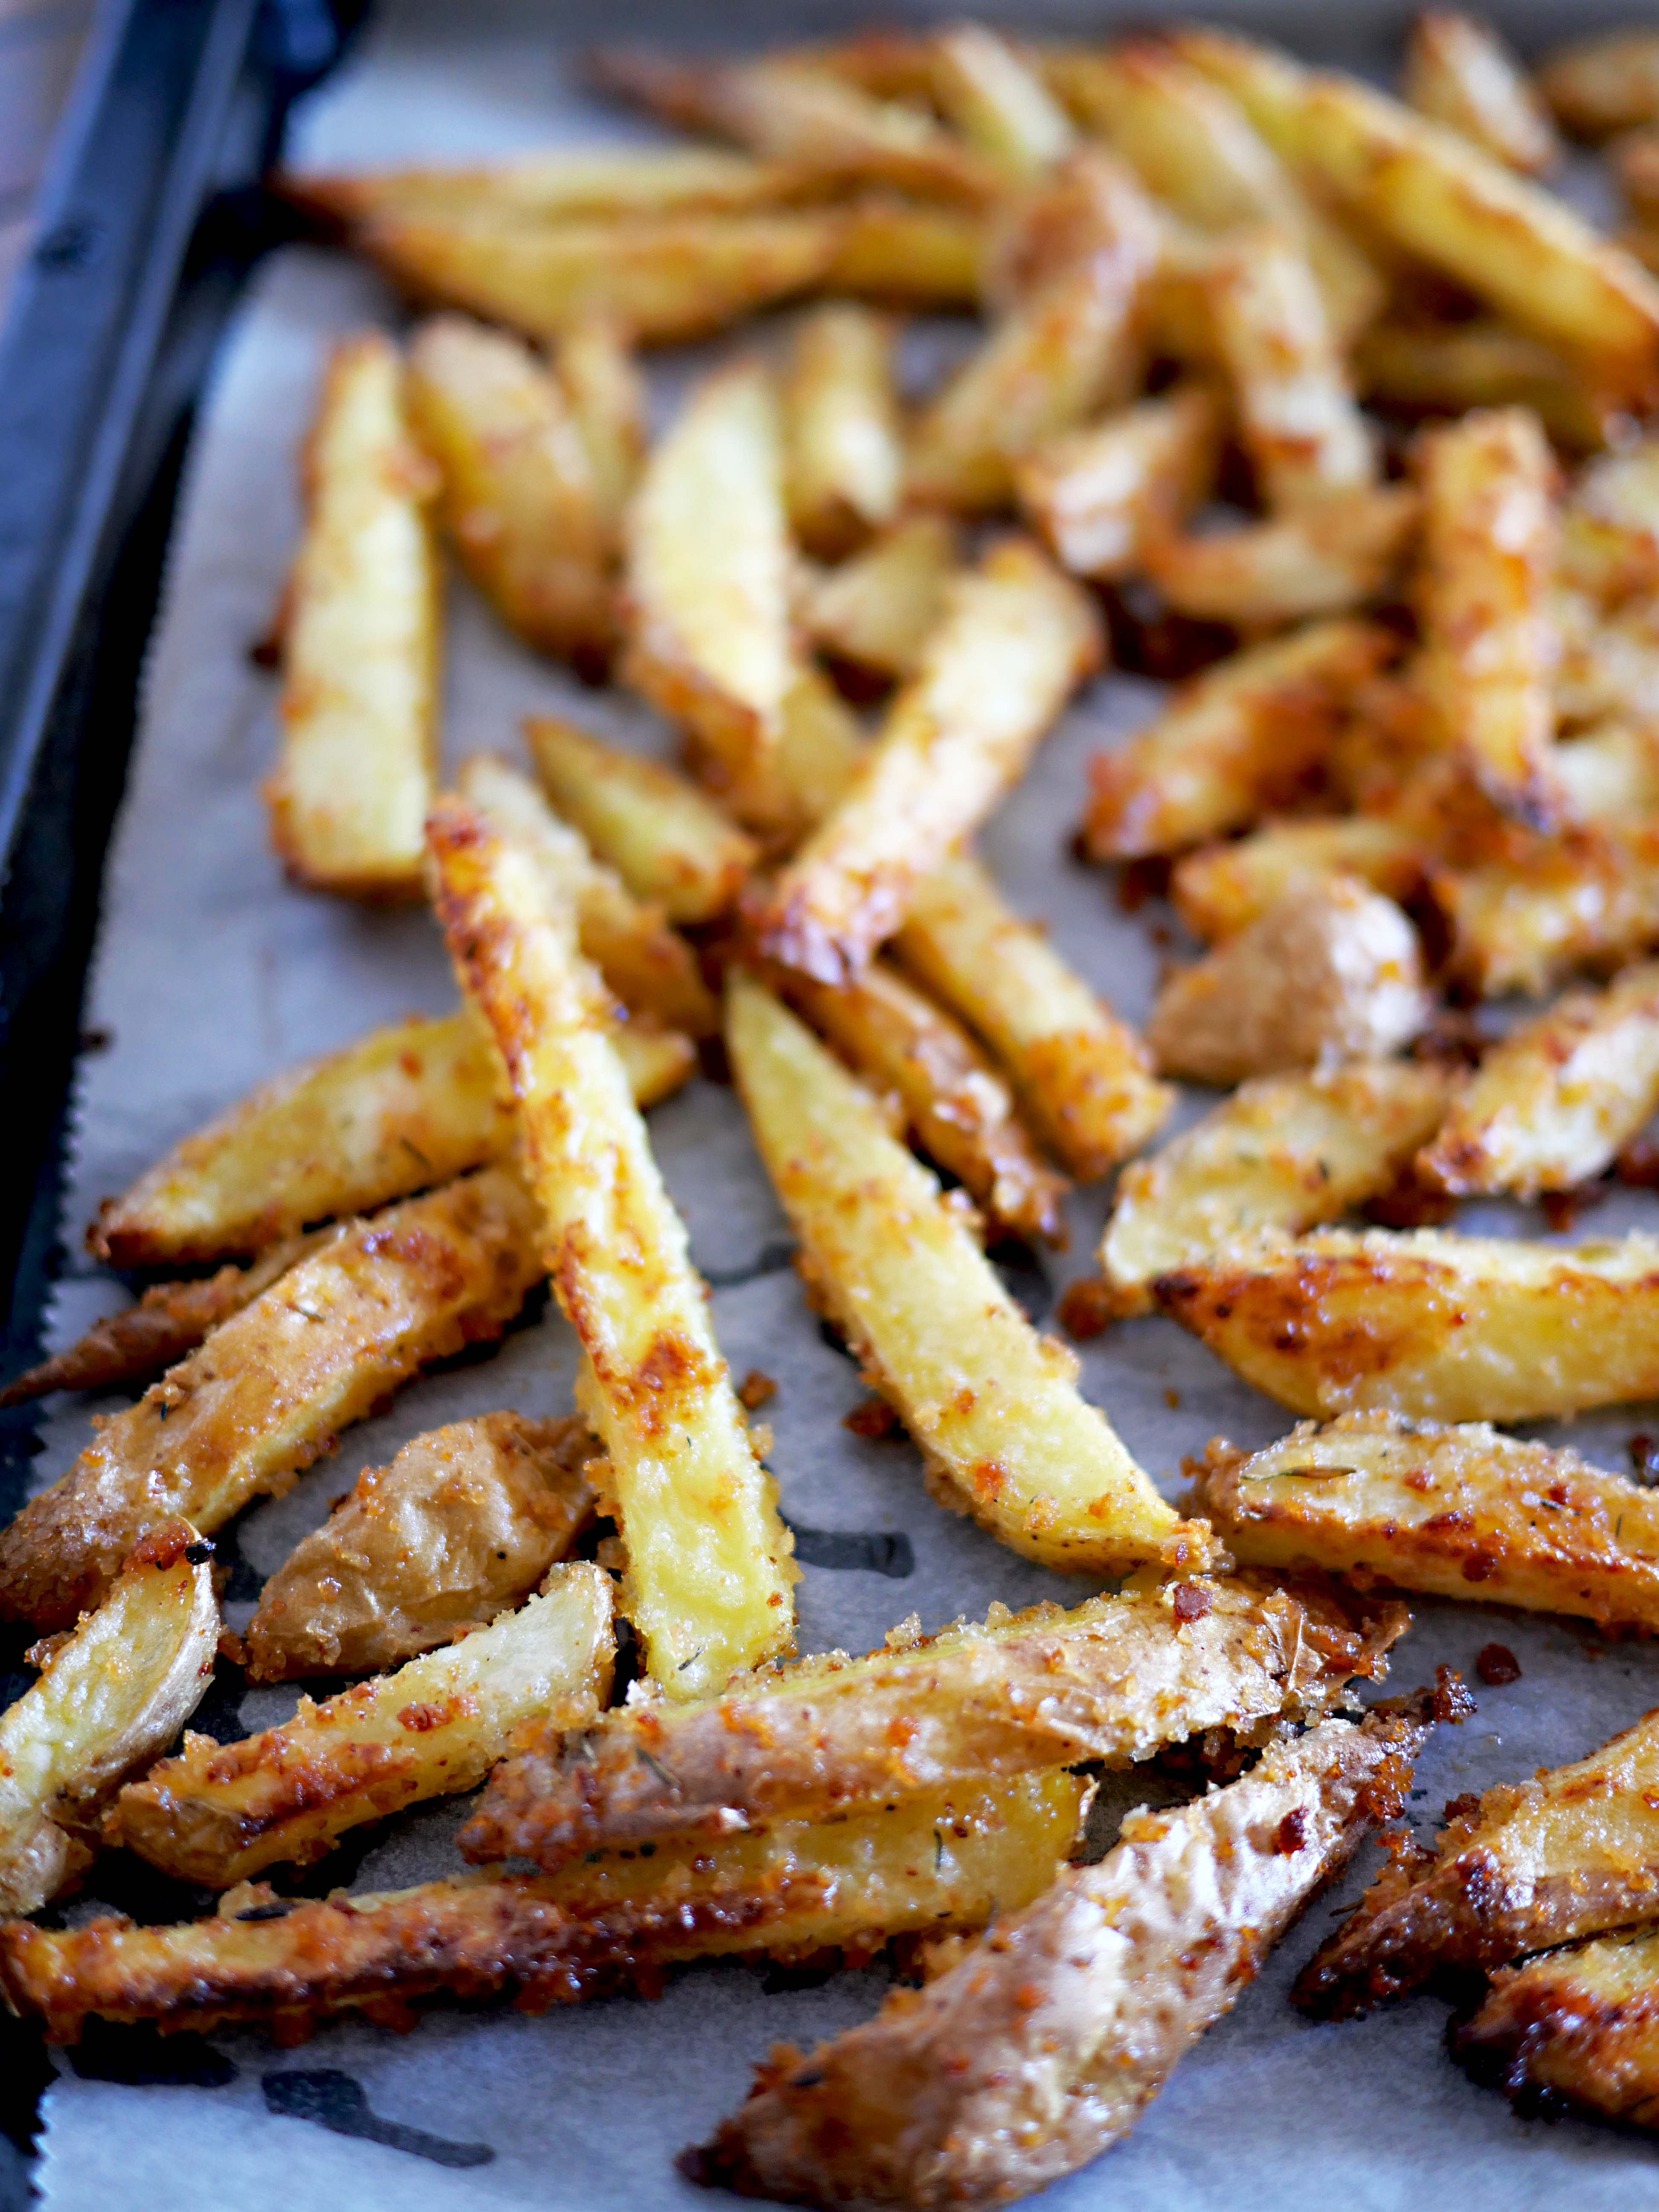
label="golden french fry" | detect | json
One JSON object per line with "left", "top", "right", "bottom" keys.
{"left": 556, "top": 315, "right": 646, "bottom": 523}
{"left": 1015, "top": 385, "right": 1220, "bottom": 582}
{"left": 1536, "top": 30, "right": 1659, "bottom": 141}
{"left": 1353, "top": 317, "right": 1624, "bottom": 456}
{"left": 1614, "top": 126, "right": 1659, "bottom": 221}
{"left": 1555, "top": 718, "right": 1659, "bottom": 818}
{"left": 817, "top": 197, "right": 984, "bottom": 306}
{"left": 801, "top": 512, "right": 958, "bottom": 679}
{"left": 1560, "top": 434, "right": 1659, "bottom": 604}
{"left": 783, "top": 304, "right": 902, "bottom": 557}
{"left": 265, "top": 333, "right": 439, "bottom": 900}
{"left": 728, "top": 975, "right": 1216, "bottom": 1576}
{"left": 429, "top": 801, "right": 795, "bottom": 1698}
{"left": 1404, "top": 11, "right": 1560, "bottom": 174}
{"left": 1555, "top": 582, "right": 1659, "bottom": 728}
{"left": 1456, "top": 1929, "right": 1659, "bottom": 2132}
{"left": 1433, "top": 827, "right": 1659, "bottom": 997}
{"left": 1171, "top": 815, "right": 1431, "bottom": 940}
{"left": 930, "top": 25, "right": 1074, "bottom": 180}
{"left": 1146, "top": 485, "right": 1417, "bottom": 628}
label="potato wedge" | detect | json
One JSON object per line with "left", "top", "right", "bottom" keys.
{"left": 245, "top": 1412, "right": 598, "bottom": 1680}
{"left": 0, "top": 1773, "right": 1085, "bottom": 2043}
{"left": 0, "top": 1522, "right": 215, "bottom": 1916}
{"left": 556, "top": 315, "right": 646, "bottom": 524}
{"left": 1103, "top": 1061, "right": 1449, "bottom": 1315}
{"left": 1295, "top": 1705, "right": 1659, "bottom": 2017}
{"left": 1171, "top": 814, "right": 1431, "bottom": 940}
{"left": 818, "top": 198, "right": 984, "bottom": 306}
{"left": 1434, "top": 825, "right": 1659, "bottom": 997}
{"left": 1554, "top": 584, "right": 1659, "bottom": 728}
{"left": 429, "top": 803, "right": 795, "bottom": 1697}
{"left": 1456, "top": 1927, "right": 1659, "bottom": 2131}
{"left": 1146, "top": 486, "right": 1417, "bottom": 629}
{"left": 1404, "top": 12, "right": 1560, "bottom": 175}
{"left": 1560, "top": 434, "right": 1659, "bottom": 605}
{"left": 110, "top": 1566, "right": 612, "bottom": 1886}
{"left": 783, "top": 304, "right": 902, "bottom": 557}
{"left": 0, "top": 1168, "right": 543, "bottom": 1630}
{"left": 1147, "top": 877, "right": 1430, "bottom": 1085}
{"left": 1353, "top": 317, "right": 1625, "bottom": 455}
{"left": 1082, "top": 619, "right": 1394, "bottom": 859}
{"left": 930, "top": 25, "right": 1074, "bottom": 181}
{"left": 1014, "top": 385, "right": 1220, "bottom": 582}
{"left": 280, "top": 147, "right": 827, "bottom": 229}
{"left": 1555, "top": 719, "right": 1659, "bottom": 821}
{"left": 1537, "top": 30, "right": 1659, "bottom": 141}
{"left": 1194, "top": 1411, "right": 1659, "bottom": 1632}
{"left": 801, "top": 513, "right": 958, "bottom": 680}
{"left": 524, "top": 716, "right": 757, "bottom": 924}
{"left": 463, "top": 1575, "right": 1402, "bottom": 1869}
{"left": 728, "top": 977, "right": 1214, "bottom": 1575}
{"left": 754, "top": 539, "right": 1100, "bottom": 983}
{"left": 692, "top": 1709, "right": 1423, "bottom": 2211}
{"left": 265, "top": 333, "right": 439, "bottom": 900}
{"left": 1615, "top": 126, "right": 1659, "bottom": 222}
{"left": 1155, "top": 1220, "right": 1659, "bottom": 1423}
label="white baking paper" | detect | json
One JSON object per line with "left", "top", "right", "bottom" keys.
{"left": 25, "top": 5, "right": 1659, "bottom": 2206}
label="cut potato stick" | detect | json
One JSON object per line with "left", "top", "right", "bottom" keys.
{"left": 463, "top": 1575, "right": 1403, "bottom": 1870}
{"left": 1554, "top": 719, "right": 1659, "bottom": 821}
{"left": 1354, "top": 317, "right": 1624, "bottom": 455}
{"left": 0, "top": 1168, "right": 543, "bottom": 1631}
{"left": 1554, "top": 585, "right": 1659, "bottom": 728}
{"left": 1171, "top": 814, "right": 1431, "bottom": 941}
{"left": 930, "top": 25, "right": 1074, "bottom": 180}
{"left": 0, "top": 1773, "right": 1086, "bottom": 2044}
{"left": 818, "top": 198, "right": 984, "bottom": 306}
{"left": 265, "top": 333, "right": 439, "bottom": 900}
{"left": 1195, "top": 1411, "right": 1659, "bottom": 1632}
{"left": 1560, "top": 435, "right": 1659, "bottom": 605}
{"left": 1146, "top": 486, "right": 1417, "bottom": 629}
{"left": 110, "top": 1566, "right": 613, "bottom": 1886}
{"left": 1537, "top": 30, "right": 1659, "bottom": 141}
{"left": 801, "top": 513, "right": 958, "bottom": 680}
{"left": 524, "top": 716, "right": 757, "bottom": 924}
{"left": 429, "top": 802, "right": 795, "bottom": 1698}
{"left": 777, "top": 958, "right": 1069, "bottom": 1246}
{"left": 1082, "top": 618, "right": 1394, "bottom": 859}
{"left": 0, "top": 1522, "right": 215, "bottom": 1916}
{"left": 556, "top": 315, "right": 646, "bottom": 524}
{"left": 1434, "top": 827, "right": 1659, "bottom": 997}
{"left": 1403, "top": 11, "right": 1560, "bottom": 175}
{"left": 1420, "top": 960, "right": 1659, "bottom": 1196}
{"left": 691, "top": 1709, "right": 1422, "bottom": 2210}
{"left": 728, "top": 977, "right": 1215, "bottom": 1575}
{"left": 1296, "top": 1705, "right": 1659, "bottom": 2018}
{"left": 246, "top": 1412, "right": 598, "bottom": 1681}
{"left": 1455, "top": 1927, "right": 1659, "bottom": 2131}
{"left": 1103, "top": 1061, "right": 1450, "bottom": 1315}
{"left": 88, "top": 1007, "right": 689, "bottom": 1270}
{"left": 1014, "top": 385, "right": 1220, "bottom": 582}
{"left": 1155, "top": 1220, "right": 1659, "bottom": 1424}
{"left": 754, "top": 539, "right": 1101, "bottom": 983}
{"left": 1615, "top": 127, "right": 1659, "bottom": 222}
{"left": 783, "top": 304, "right": 903, "bottom": 557}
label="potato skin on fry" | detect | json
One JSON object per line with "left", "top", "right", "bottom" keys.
{"left": 1537, "top": 31, "right": 1659, "bottom": 142}
{"left": 1455, "top": 1926, "right": 1659, "bottom": 2131}
{"left": 1171, "top": 814, "right": 1430, "bottom": 942}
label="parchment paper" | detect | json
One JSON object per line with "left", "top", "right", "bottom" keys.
{"left": 26, "top": 7, "right": 1659, "bottom": 2206}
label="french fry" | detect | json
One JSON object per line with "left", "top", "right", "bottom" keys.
{"left": 1082, "top": 619, "right": 1394, "bottom": 859}
{"left": 429, "top": 802, "right": 796, "bottom": 1697}
{"left": 727, "top": 976, "right": 1216, "bottom": 1575}
{"left": 1194, "top": 1411, "right": 1659, "bottom": 1632}
{"left": 405, "top": 314, "right": 614, "bottom": 671}
{"left": 766, "top": 664, "right": 874, "bottom": 838}
{"left": 1103, "top": 1061, "right": 1450, "bottom": 1315}
{"left": 929, "top": 25, "right": 1074, "bottom": 181}
{"left": 1537, "top": 30, "right": 1659, "bottom": 141}
{"left": 556, "top": 315, "right": 646, "bottom": 524}
{"left": 1560, "top": 434, "right": 1659, "bottom": 605}
{"left": 458, "top": 754, "right": 717, "bottom": 1036}
{"left": 1420, "top": 960, "right": 1659, "bottom": 1196}
{"left": 1417, "top": 406, "right": 1561, "bottom": 824}
{"left": 245, "top": 1412, "right": 598, "bottom": 1680}
{"left": 0, "top": 1522, "right": 215, "bottom": 1916}
{"left": 524, "top": 715, "right": 757, "bottom": 923}
{"left": 1555, "top": 718, "right": 1659, "bottom": 820}
{"left": 0, "top": 1168, "right": 544, "bottom": 1630}
{"left": 1403, "top": 11, "right": 1560, "bottom": 175}
{"left": 88, "top": 1006, "right": 690, "bottom": 1269}
{"left": 0, "top": 1773, "right": 1086, "bottom": 2044}
{"left": 1014, "top": 385, "right": 1220, "bottom": 582}
{"left": 1296, "top": 1706, "right": 1659, "bottom": 2018}
{"left": 777, "top": 958, "right": 1069, "bottom": 1246}
{"left": 691, "top": 1709, "right": 1423, "bottom": 2210}
{"left": 1433, "top": 826, "right": 1659, "bottom": 997}
{"left": 817, "top": 197, "right": 984, "bottom": 306}
{"left": 801, "top": 512, "right": 958, "bottom": 680}
{"left": 1145, "top": 486, "right": 1418, "bottom": 629}
{"left": 783, "top": 304, "right": 903, "bottom": 557}
{"left": 265, "top": 333, "right": 439, "bottom": 900}
{"left": 1354, "top": 317, "right": 1626, "bottom": 455}
{"left": 110, "top": 1566, "right": 613, "bottom": 1886}
{"left": 893, "top": 850, "right": 1173, "bottom": 1180}
{"left": 1455, "top": 1927, "right": 1659, "bottom": 2132}
{"left": 463, "top": 1575, "right": 1403, "bottom": 1869}
{"left": 1615, "top": 126, "right": 1659, "bottom": 222}
{"left": 1171, "top": 814, "right": 1431, "bottom": 940}
{"left": 754, "top": 539, "right": 1101, "bottom": 983}
{"left": 1155, "top": 1219, "right": 1659, "bottom": 1424}
{"left": 1554, "top": 584, "right": 1659, "bottom": 728}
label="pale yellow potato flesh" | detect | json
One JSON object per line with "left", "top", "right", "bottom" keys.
{"left": 556, "top": 315, "right": 646, "bottom": 523}
{"left": 429, "top": 803, "right": 795, "bottom": 1698}
{"left": 1556, "top": 587, "right": 1659, "bottom": 731}
{"left": 1171, "top": 815, "right": 1430, "bottom": 941}
{"left": 818, "top": 199, "right": 984, "bottom": 307}
{"left": 801, "top": 513, "right": 958, "bottom": 678}
{"left": 783, "top": 304, "right": 902, "bottom": 557}
{"left": 728, "top": 977, "right": 1215, "bottom": 1575}
{"left": 1146, "top": 485, "right": 1417, "bottom": 629}
{"left": 1537, "top": 30, "right": 1659, "bottom": 141}
{"left": 1014, "top": 386, "right": 1219, "bottom": 582}
{"left": 929, "top": 25, "right": 1074, "bottom": 180}
{"left": 1403, "top": 11, "right": 1560, "bottom": 175}
{"left": 265, "top": 333, "right": 439, "bottom": 900}
{"left": 1456, "top": 1926, "right": 1659, "bottom": 2131}
{"left": 1434, "top": 824, "right": 1659, "bottom": 997}
{"left": 1353, "top": 317, "right": 1624, "bottom": 455}
{"left": 1560, "top": 435, "right": 1659, "bottom": 604}
{"left": 110, "top": 1566, "right": 614, "bottom": 1887}
{"left": 1554, "top": 720, "right": 1659, "bottom": 821}
{"left": 280, "top": 146, "right": 828, "bottom": 228}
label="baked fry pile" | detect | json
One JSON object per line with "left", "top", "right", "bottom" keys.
{"left": 13, "top": 13, "right": 1659, "bottom": 2202}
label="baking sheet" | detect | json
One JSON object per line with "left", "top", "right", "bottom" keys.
{"left": 25, "top": 6, "right": 1659, "bottom": 2206}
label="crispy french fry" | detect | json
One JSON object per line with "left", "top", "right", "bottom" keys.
{"left": 0, "top": 1522, "right": 215, "bottom": 1916}
{"left": 1433, "top": 825, "right": 1659, "bottom": 996}
{"left": 1354, "top": 317, "right": 1626, "bottom": 455}
{"left": 0, "top": 1773, "right": 1086, "bottom": 2043}
{"left": 110, "top": 1566, "right": 612, "bottom": 1886}
{"left": 1560, "top": 435, "right": 1659, "bottom": 605}
{"left": 1194, "top": 1410, "right": 1659, "bottom": 1632}
{"left": 1103, "top": 1061, "right": 1449, "bottom": 1315}
{"left": 1171, "top": 814, "right": 1431, "bottom": 940}
{"left": 0, "top": 1169, "right": 543, "bottom": 1630}
{"left": 801, "top": 513, "right": 958, "bottom": 679}
{"left": 429, "top": 802, "right": 795, "bottom": 1697}
{"left": 692, "top": 1709, "right": 1423, "bottom": 2211}
{"left": 1404, "top": 11, "right": 1560, "bottom": 175}
{"left": 754, "top": 539, "right": 1100, "bottom": 983}
{"left": 1296, "top": 1706, "right": 1659, "bottom": 2018}
{"left": 1615, "top": 126, "right": 1659, "bottom": 221}
{"left": 1555, "top": 583, "right": 1659, "bottom": 728}
{"left": 1555, "top": 718, "right": 1659, "bottom": 820}
{"left": 1014, "top": 385, "right": 1220, "bottom": 582}
{"left": 728, "top": 976, "right": 1215, "bottom": 1575}
{"left": 524, "top": 716, "right": 757, "bottom": 923}
{"left": 1155, "top": 1219, "right": 1659, "bottom": 1423}
{"left": 1537, "top": 30, "right": 1659, "bottom": 141}
{"left": 1455, "top": 1927, "right": 1659, "bottom": 2131}
{"left": 406, "top": 314, "right": 614, "bottom": 671}
{"left": 929, "top": 25, "right": 1074, "bottom": 180}
{"left": 1082, "top": 619, "right": 1394, "bottom": 859}
{"left": 1146, "top": 486, "right": 1417, "bottom": 629}
{"left": 265, "top": 333, "right": 439, "bottom": 900}
{"left": 818, "top": 197, "right": 984, "bottom": 306}
{"left": 463, "top": 1575, "right": 1402, "bottom": 1870}
{"left": 783, "top": 304, "right": 903, "bottom": 557}
{"left": 89, "top": 1007, "right": 689, "bottom": 1270}
{"left": 556, "top": 315, "right": 646, "bottom": 524}
{"left": 245, "top": 1412, "right": 598, "bottom": 1680}
{"left": 777, "top": 958, "right": 1069, "bottom": 1246}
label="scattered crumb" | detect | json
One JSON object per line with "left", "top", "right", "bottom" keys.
{"left": 1172, "top": 1582, "right": 1212, "bottom": 1624}
{"left": 843, "top": 1395, "right": 900, "bottom": 1439}
{"left": 1056, "top": 1277, "right": 1120, "bottom": 1341}
{"left": 738, "top": 1369, "right": 777, "bottom": 1411}
{"left": 1432, "top": 1664, "right": 1476, "bottom": 1723}
{"left": 1163, "top": 1386, "right": 1181, "bottom": 1410}
{"left": 1475, "top": 1642, "right": 1522, "bottom": 1686}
